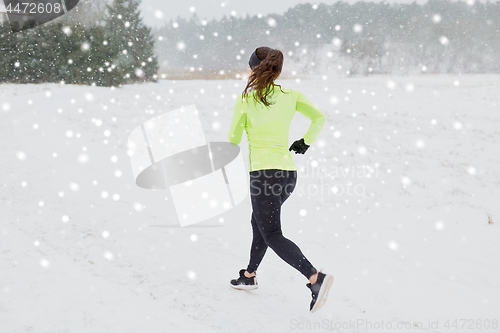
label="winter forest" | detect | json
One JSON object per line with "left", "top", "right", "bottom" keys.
{"left": 1, "top": 0, "right": 500, "bottom": 332}
{"left": 155, "top": 0, "right": 500, "bottom": 76}
{"left": 2, "top": 0, "right": 500, "bottom": 85}
{"left": 0, "top": 0, "right": 158, "bottom": 85}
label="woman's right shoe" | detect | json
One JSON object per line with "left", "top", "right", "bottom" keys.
{"left": 306, "top": 269, "right": 334, "bottom": 313}
{"left": 230, "top": 269, "right": 258, "bottom": 290}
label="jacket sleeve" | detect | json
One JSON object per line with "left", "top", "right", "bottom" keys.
{"left": 228, "top": 95, "right": 247, "bottom": 145}
{"left": 295, "top": 91, "right": 326, "bottom": 146}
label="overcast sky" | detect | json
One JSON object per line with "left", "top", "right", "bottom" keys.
{"left": 138, "top": 0, "right": 433, "bottom": 28}
{"left": 0, "top": 0, "right": 479, "bottom": 28}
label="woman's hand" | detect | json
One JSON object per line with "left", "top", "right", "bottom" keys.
{"left": 289, "top": 138, "right": 310, "bottom": 154}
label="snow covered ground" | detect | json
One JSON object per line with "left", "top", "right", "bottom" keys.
{"left": 1, "top": 74, "right": 499, "bottom": 332}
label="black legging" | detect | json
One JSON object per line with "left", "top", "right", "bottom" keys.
{"left": 246, "top": 169, "right": 317, "bottom": 280}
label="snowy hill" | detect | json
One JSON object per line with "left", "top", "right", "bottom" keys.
{"left": 1, "top": 74, "right": 499, "bottom": 332}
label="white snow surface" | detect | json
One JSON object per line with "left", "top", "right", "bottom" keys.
{"left": 1, "top": 74, "right": 499, "bottom": 332}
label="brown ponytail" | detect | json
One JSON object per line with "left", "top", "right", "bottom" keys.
{"left": 242, "top": 47, "right": 288, "bottom": 108}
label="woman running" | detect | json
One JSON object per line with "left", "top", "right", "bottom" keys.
{"left": 227, "top": 46, "right": 334, "bottom": 313}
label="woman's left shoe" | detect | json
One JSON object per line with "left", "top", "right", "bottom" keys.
{"left": 306, "top": 269, "right": 334, "bottom": 313}
{"left": 230, "top": 269, "right": 258, "bottom": 290}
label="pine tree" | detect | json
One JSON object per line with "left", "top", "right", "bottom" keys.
{"left": 0, "top": 1, "right": 158, "bottom": 86}
{"left": 0, "top": 23, "right": 17, "bottom": 82}
{"left": 104, "top": 0, "right": 158, "bottom": 84}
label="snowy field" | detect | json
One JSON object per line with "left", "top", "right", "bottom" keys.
{"left": 1, "top": 74, "right": 499, "bottom": 332}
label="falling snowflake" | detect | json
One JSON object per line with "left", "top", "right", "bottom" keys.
{"left": 388, "top": 241, "right": 398, "bottom": 251}
{"left": 16, "top": 151, "right": 27, "bottom": 161}
{"left": 467, "top": 166, "right": 476, "bottom": 175}
{"left": 69, "top": 182, "right": 79, "bottom": 191}
{"left": 133, "top": 202, "right": 145, "bottom": 212}
{"left": 435, "top": 221, "right": 445, "bottom": 230}
{"left": 357, "top": 146, "right": 367, "bottom": 155}
{"left": 40, "top": 258, "right": 50, "bottom": 268}
{"left": 187, "top": 270, "right": 197, "bottom": 280}
{"left": 84, "top": 92, "right": 94, "bottom": 101}
{"left": 104, "top": 251, "right": 114, "bottom": 261}
{"left": 78, "top": 154, "right": 89, "bottom": 163}
{"left": 81, "top": 42, "right": 90, "bottom": 51}
{"left": 439, "top": 36, "right": 449, "bottom": 45}
{"left": 267, "top": 18, "right": 277, "bottom": 27}
{"left": 401, "top": 176, "right": 411, "bottom": 186}
{"left": 62, "top": 26, "right": 72, "bottom": 35}
{"left": 154, "top": 10, "right": 164, "bottom": 19}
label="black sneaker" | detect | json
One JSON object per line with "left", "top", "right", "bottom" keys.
{"left": 230, "top": 269, "right": 258, "bottom": 290}
{"left": 306, "top": 269, "right": 334, "bottom": 313}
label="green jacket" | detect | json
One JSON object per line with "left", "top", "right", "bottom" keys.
{"left": 228, "top": 84, "right": 326, "bottom": 172}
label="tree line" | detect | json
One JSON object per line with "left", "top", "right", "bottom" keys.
{"left": 154, "top": 0, "right": 500, "bottom": 75}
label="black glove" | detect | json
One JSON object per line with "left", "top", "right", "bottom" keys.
{"left": 289, "top": 138, "right": 310, "bottom": 154}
